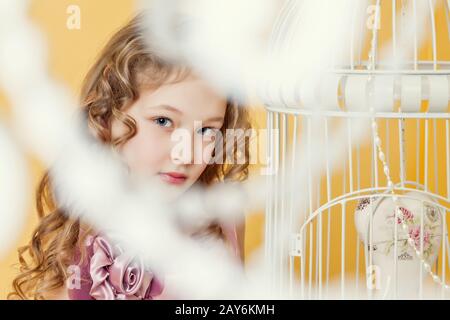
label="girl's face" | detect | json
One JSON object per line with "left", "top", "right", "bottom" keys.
{"left": 111, "top": 75, "right": 226, "bottom": 199}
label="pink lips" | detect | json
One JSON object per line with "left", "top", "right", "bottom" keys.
{"left": 159, "top": 172, "right": 187, "bottom": 185}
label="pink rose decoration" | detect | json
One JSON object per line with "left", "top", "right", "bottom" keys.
{"left": 408, "top": 226, "right": 431, "bottom": 248}
{"left": 89, "top": 235, "right": 163, "bottom": 300}
{"left": 396, "top": 207, "right": 414, "bottom": 224}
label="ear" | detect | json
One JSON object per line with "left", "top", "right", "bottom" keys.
{"left": 85, "top": 110, "right": 110, "bottom": 144}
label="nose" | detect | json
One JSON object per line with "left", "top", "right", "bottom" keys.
{"left": 170, "top": 128, "right": 197, "bottom": 165}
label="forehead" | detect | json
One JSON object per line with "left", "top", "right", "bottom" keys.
{"left": 138, "top": 76, "right": 227, "bottom": 119}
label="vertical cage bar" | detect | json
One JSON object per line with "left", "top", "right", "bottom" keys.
{"left": 399, "top": 119, "right": 406, "bottom": 187}
{"left": 265, "top": 111, "right": 274, "bottom": 288}
{"left": 441, "top": 213, "right": 447, "bottom": 299}
{"left": 392, "top": 0, "right": 397, "bottom": 59}
{"left": 280, "top": 113, "right": 287, "bottom": 293}
{"left": 347, "top": 118, "right": 354, "bottom": 193}
{"left": 433, "top": 119, "right": 438, "bottom": 194}
{"left": 368, "top": 196, "right": 375, "bottom": 300}
{"left": 341, "top": 201, "right": 346, "bottom": 299}
{"left": 301, "top": 227, "right": 305, "bottom": 299}
{"left": 419, "top": 201, "right": 424, "bottom": 299}
{"left": 355, "top": 140, "right": 361, "bottom": 293}
{"left": 417, "top": 119, "right": 421, "bottom": 182}
{"left": 350, "top": 4, "right": 356, "bottom": 70}
{"left": 325, "top": 117, "right": 332, "bottom": 296}
{"left": 273, "top": 112, "right": 280, "bottom": 291}
{"left": 307, "top": 116, "right": 313, "bottom": 299}
{"left": 425, "top": 120, "right": 429, "bottom": 192}
{"left": 386, "top": 119, "right": 390, "bottom": 169}
{"left": 428, "top": 0, "right": 438, "bottom": 70}
{"left": 373, "top": 119, "right": 379, "bottom": 188}
{"left": 413, "top": 0, "right": 418, "bottom": 70}
{"left": 394, "top": 204, "right": 399, "bottom": 299}
{"left": 318, "top": 188, "right": 323, "bottom": 299}
{"left": 288, "top": 115, "right": 298, "bottom": 298}
{"left": 447, "top": 120, "right": 449, "bottom": 199}
{"left": 315, "top": 178, "right": 321, "bottom": 299}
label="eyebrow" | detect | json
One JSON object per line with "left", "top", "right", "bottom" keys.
{"left": 205, "top": 116, "right": 225, "bottom": 123}
{"left": 150, "top": 104, "right": 183, "bottom": 114}
{"left": 149, "top": 104, "right": 224, "bottom": 123}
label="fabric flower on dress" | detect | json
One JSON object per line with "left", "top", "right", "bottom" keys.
{"left": 88, "top": 235, "right": 163, "bottom": 300}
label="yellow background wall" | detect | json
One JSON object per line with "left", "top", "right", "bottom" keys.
{"left": 1, "top": 0, "right": 450, "bottom": 299}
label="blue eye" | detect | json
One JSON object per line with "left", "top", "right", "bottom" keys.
{"left": 154, "top": 117, "right": 173, "bottom": 128}
{"left": 198, "top": 127, "right": 218, "bottom": 136}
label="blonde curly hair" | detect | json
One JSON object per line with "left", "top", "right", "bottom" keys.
{"left": 9, "top": 13, "right": 251, "bottom": 300}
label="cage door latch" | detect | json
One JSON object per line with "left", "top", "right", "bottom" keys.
{"left": 289, "top": 233, "right": 302, "bottom": 257}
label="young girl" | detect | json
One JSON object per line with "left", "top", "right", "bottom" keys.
{"left": 9, "top": 13, "right": 251, "bottom": 300}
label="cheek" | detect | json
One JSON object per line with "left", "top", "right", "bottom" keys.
{"left": 189, "top": 163, "right": 209, "bottom": 182}
{"left": 189, "top": 141, "right": 216, "bottom": 180}
{"left": 119, "top": 123, "right": 169, "bottom": 175}
{"left": 201, "top": 141, "right": 216, "bottom": 164}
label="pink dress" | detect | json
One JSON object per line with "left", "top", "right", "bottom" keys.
{"left": 67, "top": 225, "right": 241, "bottom": 300}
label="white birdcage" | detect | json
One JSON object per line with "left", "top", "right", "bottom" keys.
{"left": 264, "top": 0, "right": 450, "bottom": 299}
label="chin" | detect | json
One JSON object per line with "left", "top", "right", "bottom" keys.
{"left": 160, "top": 183, "right": 190, "bottom": 202}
